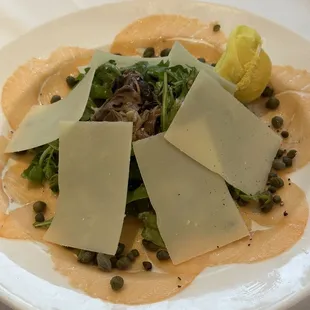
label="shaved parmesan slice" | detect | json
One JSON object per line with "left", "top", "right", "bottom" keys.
{"left": 133, "top": 133, "right": 249, "bottom": 265}
{"left": 165, "top": 71, "right": 281, "bottom": 195}
{"left": 44, "top": 121, "right": 132, "bottom": 254}
{"left": 5, "top": 51, "right": 165, "bottom": 153}
{"left": 169, "top": 42, "right": 236, "bottom": 94}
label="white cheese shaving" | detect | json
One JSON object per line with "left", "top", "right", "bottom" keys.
{"left": 165, "top": 71, "right": 281, "bottom": 195}
{"left": 44, "top": 121, "right": 132, "bottom": 254}
{"left": 133, "top": 133, "right": 249, "bottom": 265}
{"left": 169, "top": 42, "right": 236, "bottom": 93}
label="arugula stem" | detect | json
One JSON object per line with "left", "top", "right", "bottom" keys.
{"left": 33, "top": 217, "right": 53, "bottom": 228}
{"left": 161, "top": 71, "right": 168, "bottom": 132}
{"left": 39, "top": 146, "right": 52, "bottom": 167}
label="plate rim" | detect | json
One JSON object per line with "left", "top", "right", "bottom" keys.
{"left": 0, "top": 1, "right": 309, "bottom": 309}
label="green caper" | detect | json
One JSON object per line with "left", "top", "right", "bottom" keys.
{"left": 281, "top": 131, "right": 289, "bottom": 138}
{"left": 143, "top": 261, "right": 152, "bottom": 271}
{"left": 261, "top": 86, "right": 274, "bottom": 97}
{"left": 265, "top": 97, "right": 280, "bottom": 110}
{"left": 271, "top": 116, "right": 283, "bottom": 129}
{"left": 160, "top": 48, "right": 171, "bottom": 57}
{"left": 269, "top": 177, "right": 284, "bottom": 188}
{"left": 143, "top": 47, "right": 155, "bottom": 58}
{"left": 276, "top": 149, "right": 285, "bottom": 159}
{"left": 131, "top": 249, "right": 140, "bottom": 257}
{"left": 261, "top": 201, "right": 274, "bottom": 213}
{"left": 156, "top": 249, "right": 170, "bottom": 261}
{"left": 50, "top": 95, "right": 62, "bottom": 104}
{"left": 268, "top": 172, "right": 278, "bottom": 179}
{"left": 78, "top": 250, "right": 96, "bottom": 264}
{"left": 197, "top": 57, "right": 206, "bottom": 63}
{"left": 213, "top": 24, "right": 221, "bottom": 32}
{"left": 283, "top": 156, "right": 293, "bottom": 167}
{"left": 127, "top": 252, "right": 135, "bottom": 262}
{"left": 211, "top": 63, "right": 216, "bottom": 67}
{"left": 142, "top": 239, "right": 160, "bottom": 252}
{"left": 116, "top": 256, "right": 131, "bottom": 270}
{"left": 35, "top": 212, "right": 45, "bottom": 222}
{"left": 116, "top": 243, "right": 125, "bottom": 256}
{"left": 97, "top": 253, "right": 112, "bottom": 272}
{"left": 272, "top": 159, "right": 286, "bottom": 171}
{"left": 287, "top": 149, "right": 297, "bottom": 159}
{"left": 66, "top": 75, "right": 77, "bottom": 88}
{"left": 110, "top": 256, "right": 118, "bottom": 269}
{"left": 33, "top": 201, "right": 47, "bottom": 213}
{"left": 268, "top": 186, "right": 277, "bottom": 194}
{"left": 273, "top": 195, "right": 282, "bottom": 204}
{"left": 110, "top": 276, "right": 124, "bottom": 291}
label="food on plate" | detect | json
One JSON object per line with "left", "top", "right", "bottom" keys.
{"left": 0, "top": 13, "right": 308, "bottom": 305}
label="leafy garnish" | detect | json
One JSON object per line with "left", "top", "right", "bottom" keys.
{"left": 90, "top": 61, "right": 121, "bottom": 100}
{"left": 138, "top": 212, "right": 165, "bottom": 248}
{"left": 127, "top": 185, "right": 148, "bottom": 204}
{"left": 22, "top": 141, "right": 59, "bottom": 192}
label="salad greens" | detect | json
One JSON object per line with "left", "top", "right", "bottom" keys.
{"left": 138, "top": 212, "right": 165, "bottom": 248}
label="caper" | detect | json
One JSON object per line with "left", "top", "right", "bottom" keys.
{"left": 272, "top": 159, "right": 286, "bottom": 171}
{"left": 265, "top": 97, "right": 280, "bottom": 110}
{"left": 116, "top": 256, "right": 131, "bottom": 270}
{"left": 50, "top": 95, "right": 62, "bottom": 104}
{"left": 110, "top": 256, "right": 118, "bottom": 269}
{"left": 116, "top": 243, "right": 125, "bottom": 256}
{"left": 273, "top": 195, "right": 282, "bottom": 204}
{"left": 143, "top": 47, "right": 155, "bottom": 58}
{"left": 160, "top": 48, "right": 171, "bottom": 57}
{"left": 213, "top": 24, "right": 221, "bottom": 32}
{"left": 261, "top": 201, "right": 274, "bottom": 213}
{"left": 283, "top": 156, "right": 293, "bottom": 167}
{"left": 156, "top": 249, "right": 170, "bottom": 261}
{"left": 268, "top": 186, "right": 277, "bottom": 194}
{"left": 33, "top": 201, "right": 47, "bottom": 213}
{"left": 269, "top": 177, "right": 284, "bottom": 188}
{"left": 78, "top": 250, "right": 96, "bottom": 264}
{"left": 110, "top": 276, "right": 124, "bottom": 291}
{"left": 127, "top": 252, "right": 135, "bottom": 262}
{"left": 276, "top": 149, "right": 285, "bottom": 159}
{"left": 271, "top": 116, "right": 283, "bottom": 129}
{"left": 197, "top": 57, "right": 206, "bottom": 63}
{"left": 287, "top": 149, "right": 297, "bottom": 159}
{"left": 66, "top": 75, "right": 77, "bottom": 88}
{"left": 261, "top": 86, "right": 274, "bottom": 97}
{"left": 143, "top": 261, "right": 152, "bottom": 271}
{"left": 97, "top": 253, "right": 112, "bottom": 272}
{"left": 268, "top": 172, "right": 278, "bottom": 179}
{"left": 35, "top": 212, "right": 45, "bottom": 222}
{"left": 142, "top": 239, "right": 160, "bottom": 252}
{"left": 281, "top": 131, "right": 289, "bottom": 138}
{"left": 131, "top": 249, "right": 140, "bottom": 257}
{"left": 211, "top": 63, "right": 216, "bottom": 67}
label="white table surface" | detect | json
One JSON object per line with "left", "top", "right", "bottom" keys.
{"left": 0, "top": 0, "right": 309, "bottom": 309}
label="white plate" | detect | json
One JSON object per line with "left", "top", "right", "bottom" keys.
{"left": 0, "top": 1, "right": 310, "bottom": 309}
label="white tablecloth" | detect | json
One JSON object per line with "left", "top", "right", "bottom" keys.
{"left": 0, "top": 0, "right": 309, "bottom": 309}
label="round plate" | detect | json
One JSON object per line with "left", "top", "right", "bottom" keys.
{"left": 0, "top": 1, "right": 310, "bottom": 309}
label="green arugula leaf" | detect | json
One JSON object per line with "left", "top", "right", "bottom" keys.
{"left": 22, "top": 165, "right": 44, "bottom": 183}
{"left": 127, "top": 185, "right": 148, "bottom": 204}
{"left": 138, "top": 212, "right": 165, "bottom": 248}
